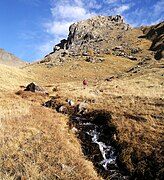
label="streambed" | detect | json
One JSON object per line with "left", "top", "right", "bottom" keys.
{"left": 71, "top": 116, "right": 129, "bottom": 180}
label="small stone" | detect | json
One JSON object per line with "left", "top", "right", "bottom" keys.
{"left": 58, "top": 105, "right": 68, "bottom": 113}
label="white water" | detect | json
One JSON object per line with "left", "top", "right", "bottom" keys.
{"left": 87, "top": 128, "right": 117, "bottom": 171}
{"left": 72, "top": 116, "right": 129, "bottom": 179}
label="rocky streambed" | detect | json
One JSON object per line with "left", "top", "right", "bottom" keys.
{"left": 71, "top": 114, "right": 129, "bottom": 180}
{"left": 43, "top": 96, "right": 130, "bottom": 178}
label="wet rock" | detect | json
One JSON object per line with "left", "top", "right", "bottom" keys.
{"left": 44, "top": 99, "right": 56, "bottom": 108}
{"left": 93, "top": 111, "right": 112, "bottom": 126}
{"left": 76, "top": 102, "right": 88, "bottom": 114}
{"left": 71, "top": 127, "right": 78, "bottom": 133}
{"left": 58, "top": 105, "right": 68, "bottom": 114}
{"left": 43, "top": 96, "right": 60, "bottom": 108}
{"left": 66, "top": 99, "right": 75, "bottom": 106}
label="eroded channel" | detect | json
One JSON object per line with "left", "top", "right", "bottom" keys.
{"left": 71, "top": 115, "right": 129, "bottom": 180}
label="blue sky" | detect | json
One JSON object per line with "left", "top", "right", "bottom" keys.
{"left": 0, "top": 0, "right": 163, "bottom": 62}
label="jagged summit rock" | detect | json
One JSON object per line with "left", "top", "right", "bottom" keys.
{"left": 0, "top": 48, "right": 26, "bottom": 67}
{"left": 53, "top": 15, "right": 131, "bottom": 55}
{"left": 42, "top": 15, "right": 134, "bottom": 65}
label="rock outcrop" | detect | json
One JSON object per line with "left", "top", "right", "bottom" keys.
{"left": 0, "top": 48, "right": 26, "bottom": 67}
{"left": 142, "top": 21, "right": 164, "bottom": 60}
{"left": 25, "top": 82, "right": 48, "bottom": 95}
{"left": 53, "top": 15, "right": 131, "bottom": 56}
{"left": 42, "top": 15, "right": 136, "bottom": 65}
{"left": 42, "top": 15, "right": 164, "bottom": 65}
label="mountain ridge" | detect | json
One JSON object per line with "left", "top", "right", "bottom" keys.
{"left": 0, "top": 48, "right": 26, "bottom": 67}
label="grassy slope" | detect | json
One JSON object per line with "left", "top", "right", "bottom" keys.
{"left": 0, "top": 64, "right": 36, "bottom": 91}
{"left": 0, "top": 92, "right": 100, "bottom": 180}
{"left": 0, "top": 30, "right": 163, "bottom": 179}
{"left": 0, "top": 63, "right": 104, "bottom": 179}
{"left": 25, "top": 55, "right": 137, "bottom": 84}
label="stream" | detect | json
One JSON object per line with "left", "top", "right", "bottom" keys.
{"left": 71, "top": 116, "right": 129, "bottom": 180}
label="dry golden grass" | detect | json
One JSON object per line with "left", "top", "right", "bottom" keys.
{"left": 42, "top": 70, "right": 163, "bottom": 178}
{"left": 0, "top": 49, "right": 163, "bottom": 179}
{"left": 24, "top": 54, "right": 137, "bottom": 84}
{"left": 0, "top": 93, "right": 101, "bottom": 180}
{"left": 109, "top": 95, "right": 163, "bottom": 178}
{"left": 0, "top": 64, "right": 36, "bottom": 91}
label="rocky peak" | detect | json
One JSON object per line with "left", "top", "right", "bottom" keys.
{"left": 44, "top": 15, "right": 159, "bottom": 65}
{"left": 53, "top": 15, "right": 131, "bottom": 54}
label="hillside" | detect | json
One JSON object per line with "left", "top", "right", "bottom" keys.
{"left": 0, "top": 48, "right": 26, "bottom": 67}
{"left": 0, "top": 64, "right": 37, "bottom": 91}
{"left": 0, "top": 15, "right": 163, "bottom": 180}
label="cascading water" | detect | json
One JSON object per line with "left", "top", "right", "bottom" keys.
{"left": 71, "top": 116, "right": 129, "bottom": 180}
{"left": 87, "top": 128, "right": 117, "bottom": 171}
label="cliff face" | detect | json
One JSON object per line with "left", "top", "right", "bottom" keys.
{"left": 0, "top": 48, "right": 26, "bottom": 67}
